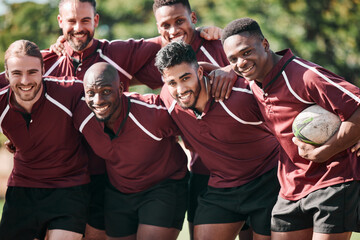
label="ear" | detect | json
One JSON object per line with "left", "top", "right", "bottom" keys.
{"left": 197, "top": 65, "right": 204, "bottom": 80}
{"left": 190, "top": 11, "right": 197, "bottom": 25}
{"left": 57, "top": 14, "right": 63, "bottom": 28}
{"left": 119, "top": 82, "right": 124, "bottom": 94}
{"left": 262, "top": 38, "right": 270, "bottom": 52}
{"left": 94, "top": 13, "right": 100, "bottom": 28}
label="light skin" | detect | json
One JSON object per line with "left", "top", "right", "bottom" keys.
{"left": 57, "top": 0, "right": 99, "bottom": 53}
{"left": 162, "top": 62, "right": 268, "bottom": 240}
{"left": 223, "top": 31, "right": 358, "bottom": 240}
{"left": 6, "top": 55, "right": 43, "bottom": 113}
{"left": 5, "top": 54, "right": 83, "bottom": 240}
{"left": 84, "top": 62, "right": 181, "bottom": 240}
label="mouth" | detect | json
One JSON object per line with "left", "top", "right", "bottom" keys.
{"left": 177, "top": 91, "right": 192, "bottom": 104}
{"left": 240, "top": 64, "right": 255, "bottom": 75}
{"left": 170, "top": 34, "right": 185, "bottom": 42}
{"left": 18, "top": 85, "right": 34, "bottom": 92}
{"left": 92, "top": 105, "right": 110, "bottom": 115}
{"left": 71, "top": 32, "right": 87, "bottom": 40}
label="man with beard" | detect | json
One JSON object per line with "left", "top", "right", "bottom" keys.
{"left": 156, "top": 41, "right": 280, "bottom": 240}
{"left": 0, "top": 40, "right": 89, "bottom": 240}
{"left": 221, "top": 18, "right": 360, "bottom": 240}
{"left": 73, "top": 62, "right": 188, "bottom": 240}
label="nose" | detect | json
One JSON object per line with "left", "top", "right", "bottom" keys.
{"left": 177, "top": 83, "right": 187, "bottom": 95}
{"left": 169, "top": 25, "right": 178, "bottom": 35}
{"left": 20, "top": 74, "right": 31, "bottom": 85}
{"left": 237, "top": 57, "right": 247, "bottom": 69}
{"left": 92, "top": 93, "right": 103, "bottom": 105}
{"left": 73, "top": 21, "right": 83, "bottom": 32}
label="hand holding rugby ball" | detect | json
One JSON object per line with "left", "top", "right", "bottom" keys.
{"left": 292, "top": 105, "right": 341, "bottom": 146}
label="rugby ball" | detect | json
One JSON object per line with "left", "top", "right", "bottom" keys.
{"left": 292, "top": 105, "right": 341, "bottom": 145}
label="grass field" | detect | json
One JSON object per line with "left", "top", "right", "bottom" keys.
{"left": 0, "top": 198, "right": 359, "bottom": 240}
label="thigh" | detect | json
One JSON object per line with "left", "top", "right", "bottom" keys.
{"left": 138, "top": 175, "right": 188, "bottom": 230}
{"left": 304, "top": 181, "right": 360, "bottom": 234}
{"left": 0, "top": 187, "right": 39, "bottom": 239}
{"left": 187, "top": 173, "right": 209, "bottom": 223}
{"left": 194, "top": 222, "right": 244, "bottom": 240}
{"left": 87, "top": 174, "right": 107, "bottom": 231}
{"left": 137, "top": 224, "right": 180, "bottom": 240}
{"left": 46, "top": 185, "right": 90, "bottom": 235}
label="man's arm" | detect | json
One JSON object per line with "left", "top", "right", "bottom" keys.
{"left": 293, "top": 107, "right": 360, "bottom": 162}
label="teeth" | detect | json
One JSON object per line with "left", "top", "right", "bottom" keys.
{"left": 179, "top": 92, "right": 191, "bottom": 100}
{"left": 242, "top": 65, "right": 254, "bottom": 74}
{"left": 19, "top": 86, "right": 32, "bottom": 91}
{"left": 95, "top": 106, "right": 109, "bottom": 112}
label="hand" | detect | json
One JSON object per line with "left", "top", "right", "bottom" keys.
{"left": 198, "top": 26, "right": 222, "bottom": 41}
{"left": 50, "top": 35, "right": 66, "bottom": 56}
{"left": 4, "top": 140, "right": 16, "bottom": 154}
{"left": 351, "top": 139, "right": 360, "bottom": 157}
{"left": 292, "top": 137, "right": 329, "bottom": 163}
{"left": 208, "top": 65, "right": 237, "bottom": 101}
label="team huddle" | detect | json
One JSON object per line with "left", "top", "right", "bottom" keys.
{"left": 0, "top": 0, "right": 360, "bottom": 240}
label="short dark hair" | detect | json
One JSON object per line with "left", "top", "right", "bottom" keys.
{"left": 5, "top": 40, "right": 43, "bottom": 72}
{"left": 155, "top": 41, "right": 198, "bottom": 74}
{"left": 221, "top": 18, "right": 264, "bottom": 44}
{"left": 153, "top": 0, "right": 191, "bottom": 13}
{"left": 59, "top": 0, "right": 97, "bottom": 14}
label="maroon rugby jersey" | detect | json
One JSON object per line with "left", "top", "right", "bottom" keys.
{"left": 250, "top": 49, "right": 360, "bottom": 201}
{"left": 0, "top": 77, "right": 89, "bottom": 188}
{"left": 74, "top": 92, "right": 188, "bottom": 193}
{"left": 160, "top": 78, "right": 279, "bottom": 188}
{"left": 146, "top": 30, "right": 230, "bottom": 175}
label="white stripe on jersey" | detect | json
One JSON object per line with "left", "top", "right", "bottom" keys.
{"left": 219, "top": 101, "right": 263, "bottom": 125}
{"left": 44, "top": 77, "right": 83, "bottom": 84}
{"left": 0, "top": 105, "right": 10, "bottom": 133}
{"left": 130, "top": 99, "right": 167, "bottom": 110}
{"left": 232, "top": 86, "right": 253, "bottom": 94}
{"left": 97, "top": 49, "right": 132, "bottom": 80}
{"left": 124, "top": 92, "right": 138, "bottom": 97}
{"left": 200, "top": 46, "right": 220, "bottom": 67}
{"left": 79, "top": 112, "right": 95, "bottom": 133}
{"left": 0, "top": 89, "right": 7, "bottom": 96}
{"left": 45, "top": 93, "right": 73, "bottom": 117}
{"left": 282, "top": 71, "right": 315, "bottom": 105}
{"left": 43, "top": 56, "right": 66, "bottom": 77}
{"left": 128, "top": 112, "right": 162, "bottom": 141}
{"left": 293, "top": 59, "right": 360, "bottom": 103}
{"left": 167, "top": 100, "right": 177, "bottom": 114}
{"left": 0, "top": 71, "right": 4, "bottom": 75}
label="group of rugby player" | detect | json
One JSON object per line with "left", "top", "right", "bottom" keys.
{"left": 0, "top": 0, "right": 360, "bottom": 240}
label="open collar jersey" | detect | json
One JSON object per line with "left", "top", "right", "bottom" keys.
{"left": 145, "top": 30, "right": 230, "bottom": 175}
{"left": 0, "top": 77, "right": 89, "bottom": 188}
{"left": 74, "top": 92, "right": 188, "bottom": 194}
{"left": 160, "top": 78, "right": 279, "bottom": 189}
{"left": 250, "top": 48, "right": 360, "bottom": 201}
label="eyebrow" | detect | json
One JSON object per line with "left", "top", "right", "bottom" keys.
{"left": 179, "top": 72, "right": 191, "bottom": 79}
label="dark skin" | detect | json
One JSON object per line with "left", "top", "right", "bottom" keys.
{"left": 83, "top": 62, "right": 181, "bottom": 240}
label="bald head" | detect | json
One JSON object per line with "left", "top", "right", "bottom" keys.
{"left": 84, "top": 62, "right": 119, "bottom": 87}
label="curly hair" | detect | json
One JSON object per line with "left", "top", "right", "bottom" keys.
{"left": 153, "top": 0, "right": 191, "bottom": 13}
{"left": 221, "top": 18, "right": 264, "bottom": 44}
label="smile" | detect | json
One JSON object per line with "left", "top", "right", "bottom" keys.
{"left": 242, "top": 64, "right": 254, "bottom": 74}
{"left": 93, "top": 105, "right": 109, "bottom": 113}
{"left": 18, "top": 86, "right": 34, "bottom": 91}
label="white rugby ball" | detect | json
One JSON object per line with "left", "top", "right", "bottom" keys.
{"left": 292, "top": 105, "right": 341, "bottom": 145}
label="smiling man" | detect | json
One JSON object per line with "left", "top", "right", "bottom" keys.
{"left": 0, "top": 40, "right": 89, "bottom": 240}
{"left": 74, "top": 62, "right": 188, "bottom": 240}
{"left": 156, "top": 41, "right": 280, "bottom": 240}
{"left": 221, "top": 17, "right": 360, "bottom": 240}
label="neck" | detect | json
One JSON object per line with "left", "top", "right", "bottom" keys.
{"left": 12, "top": 84, "right": 43, "bottom": 113}
{"left": 194, "top": 76, "right": 210, "bottom": 113}
{"left": 257, "top": 51, "right": 282, "bottom": 83}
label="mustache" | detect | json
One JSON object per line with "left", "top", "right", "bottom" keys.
{"left": 177, "top": 90, "right": 192, "bottom": 98}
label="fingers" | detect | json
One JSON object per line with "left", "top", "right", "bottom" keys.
{"left": 351, "top": 140, "right": 360, "bottom": 156}
{"left": 4, "top": 140, "right": 16, "bottom": 154}
{"left": 199, "top": 26, "right": 222, "bottom": 41}
{"left": 50, "top": 35, "right": 66, "bottom": 56}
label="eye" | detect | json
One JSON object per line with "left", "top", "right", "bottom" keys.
{"left": 162, "top": 23, "right": 170, "bottom": 30}
{"left": 182, "top": 77, "right": 189, "bottom": 81}
{"left": 229, "top": 57, "right": 237, "bottom": 64}
{"left": 102, "top": 89, "right": 111, "bottom": 95}
{"left": 176, "top": 19, "right": 184, "bottom": 25}
{"left": 86, "top": 90, "right": 94, "bottom": 97}
{"left": 243, "top": 50, "right": 252, "bottom": 56}
{"left": 168, "top": 81, "right": 176, "bottom": 87}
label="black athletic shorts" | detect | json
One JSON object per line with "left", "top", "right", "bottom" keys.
{"left": 0, "top": 184, "right": 90, "bottom": 240}
{"left": 272, "top": 180, "right": 360, "bottom": 234}
{"left": 194, "top": 167, "right": 279, "bottom": 236}
{"left": 104, "top": 174, "right": 189, "bottom": 238}
{"left": 87, "top": 174, "right": 107, "bottom": 230}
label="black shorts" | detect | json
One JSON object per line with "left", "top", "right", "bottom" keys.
{"left": 194, "top": 167, "right": 279, "bottom": 236}
{"left": 272, "top": 180, "right": 360, "bottom": 234}
{"left": 0, "top": 184, "right": 90, "bottom": 240}
{"left": 187, "top": 172, "right": 209, "bottom": 223}
{"left": 87, "top": 174, "right": 107, "bottom": 230}
{"left": 104, "top": 174, "right": 189, "bottom": 238}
